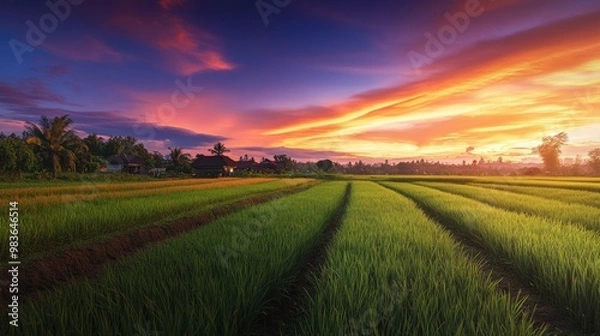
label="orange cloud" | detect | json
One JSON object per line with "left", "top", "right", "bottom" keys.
{"left": 108, "top": 10, "right": 234, "bottom": 75}
{"left": 249, "top": 10, "right": 600, "bottom": 161}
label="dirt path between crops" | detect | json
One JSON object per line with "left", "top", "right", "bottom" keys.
{"left": 249, "top": 183, "right": 352, "bottom": 336}
{"left": 379, "top": 184, "right": 585, "bottom": 336}
{"left": 0, "top": 181, "right": 321, "bottom": 308}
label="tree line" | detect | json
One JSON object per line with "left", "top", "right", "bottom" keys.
{"left": 1, "top": 115, "right": 599, "bottom": 178}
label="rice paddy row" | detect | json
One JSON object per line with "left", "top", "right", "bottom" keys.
{"left": 382, "top": 182, "right": 600, "bottom": 333}
{"left": 415, "top": 181, "right": 600, "bottom": 232}
{"left": 3, "top": 177, "right": 599, "bottom": 334}
{"left": 0, "top": 178, "right": 311, "bottom": 261}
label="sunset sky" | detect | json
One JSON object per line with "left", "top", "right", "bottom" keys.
{"left": 0, "top": 0, "right": 599, "bottom": 163}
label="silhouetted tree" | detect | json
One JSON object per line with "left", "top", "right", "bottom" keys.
{"left": 317, "top": 159, "right": 334, "bottom": 172}
{"left": 25, "top": 115, "right": 86, "bottom": 178}
{"left": 533, "top": 132, "right": 568, "bottom": 174}
{"left": 274, "top": 154, "right": 295, "bottom": 171}
{"left": 0, "top": 134, "right": 35, "bottom": 177}
{"left": 168, "top": 147, "right": 191, "bottom": 172}
{"left": 209, "top": 142, "right": 230, "bottom": 156}
{"left": 589, "top": 148, "right": 600, "bottom": 175}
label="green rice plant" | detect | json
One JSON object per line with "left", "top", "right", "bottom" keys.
{"left": 416, "top": 182, "right": 600, "bottom": 232}
{"left": 290, "top": 181, "right": 542, "bottom": 336}
{"left": 382, "top": 182, "right": 600, "bottom": 333}
{"left": 0, "top": 178, "right": 313, "bottom": 261}
{"left": 468, "top": 182, "right": 600, "bottom": 208}
{"left": 6, "top": 178, "right": 275, "bottom": 209}
{"left": 6, "top": 182, "right": 348, "bottom": 335}
{"left": 0, "top": 177, "right": 238, "bottom": 200}
{"left": 472, "top": 179, "right": 600, "bottom": 193}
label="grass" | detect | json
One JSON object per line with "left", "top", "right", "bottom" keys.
{"left": 382, "top": 182, "right": 600, "bottom": 333}
{"left": 416, "top": 182, "right": 600, "bottom": 232}
{"left": 6, "top": 182, "right": 348, "bottom": 335}
{"left": 289, "top": 181, "right": 542, "bottom": 336}
{"left": 468, "top": 182, "right": 600, "bottom": 208}
{"left": 0, "top": 178, "right": 312, "bottom": 261}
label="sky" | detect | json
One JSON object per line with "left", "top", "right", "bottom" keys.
{"left": 0, "top": 0, "right": 599, "bottom": 163}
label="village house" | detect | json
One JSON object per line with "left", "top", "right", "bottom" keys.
{"left": 191, "top": 155, "right": 238, "bottom": 177}
{"left": 107, "top": 154, "right": 143, "bottom": 174}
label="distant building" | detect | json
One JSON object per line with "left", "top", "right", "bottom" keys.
{"left": 191, "top": 155, "right": 237, "bottom": 177}
{"left": 107, "top": 154, "right": 143, "bottom": 174}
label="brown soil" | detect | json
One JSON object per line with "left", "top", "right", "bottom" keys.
{"left": 249, "top": 183, "right": 352, "bottom": 336}
{"left": 0, "top": 181, "right": 320, "bottom": 308}
{"left": 380, "top": 183, "right": 586, "bottom": 336}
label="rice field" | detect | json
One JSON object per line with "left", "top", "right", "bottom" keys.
{"left": 1, "top": 176, "right": 599, "bottom": 335}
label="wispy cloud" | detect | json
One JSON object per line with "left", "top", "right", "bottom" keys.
{"left": 107, "top": 8, "right": 234, "bottom": 75}
{"left": 43, "top": 35, "right": 125, "bottom": 63}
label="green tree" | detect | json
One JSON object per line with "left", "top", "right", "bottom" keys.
{"left": 209, "top": 142, "right": 230, "bottom": 156}
{"left": 83, "top": 134, "right": 106, "bottom": 157}
{"left": 273, "top": 154, "right": 295, "bottom": 171}
{"left": 589, "top": 148, "right": 600, "bottom": 175}
{"left": 316, "top": 159, "right": 334, "bottom": 172}
{"left": 533, "top": 132, "right": 568, "bottom": 174}
{"left": 0, "top": 134, "right": 36, "bottom": 177}
{"left": 168, "top": 147, "right": 191, "bottom": 173}
{"left": 24, "top": 115, "right": 86, "bottom": 178}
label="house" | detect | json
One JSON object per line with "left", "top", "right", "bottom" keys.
{"left": 107, "top": 154, "right": 143, "bottom": 174}
{"left": 234, "top": 160, "right": 255, "bottom": 174}
{"left": 253, "top": 159, "right": 283, "bottom": 174}
{"left": 191, "top": 155, "right": 237, "bottom": 177}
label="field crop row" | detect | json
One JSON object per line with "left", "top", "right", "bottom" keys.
{"left": 471, "top": 179, "right": 600, "bottom": 193}
{"left": 0, "top": 178, "right": 312, "bottom": 261}
{"left": 382, "top": 182, "right": 600, "bottom": 333}
{"left": 469, "top": 182, "right": 600, "bottom": 208}
{"left": 6, "top": 182, "right": 348, "bottom": 335}
{"left": 416, "top": 182, "right": 600, "bottom": 232}
{"left": 0, "top": 177, "right": 233, "bottom": 199}
{"left": 10, "top": 178, "right": 275, "bottom": 208}
{"left": 291, "top": 182, "right": 541, "bottom": 335}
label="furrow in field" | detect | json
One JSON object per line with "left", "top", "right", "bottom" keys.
{"left": 250, "top": 183, "right": 351, "bottom": 335}
{"left": 381, "top": 182, "right": 600, "bottom": 334}
{"left": 2, "top": 182, "right": 347, "bottom": 335}
{"left": 416, "top": 181, "right": 600, "bottom": 233}
{"left": 378, "top": 183, "right": 579, "bottom": 336}
{"left": 289, "top": 181, "right": 542, "bottom": 336}
{"left": 0, "top": 181, "right": 320, "bottom": 308}
{"left": 468, "top": 182, "right": 600, "bottom": 208}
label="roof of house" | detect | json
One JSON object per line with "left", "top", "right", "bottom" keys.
{"left": 108, "top": 154, "right": 143, "bottom": 166}
{"left": 235, "top": 161, "right": 255, "bottom": 169}
{"left": 191, "top": 155, "right": 237, "bottom": 169}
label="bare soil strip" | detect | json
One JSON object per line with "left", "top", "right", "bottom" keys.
{"left": 380, "top": 183, "right": 585, "bottom": 336}
{"left": 0, "top": 181, "right": 320, "bottom": 307}
{"left": 249, "top": 183, "right": 352, "bottom": 336}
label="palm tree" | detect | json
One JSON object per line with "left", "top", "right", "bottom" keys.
{"left": 168, "top": 147, "right": 191, "bottom": 168}
{"left": 209, "top": 142, "right": 230, "bottom": 156}
{"left": 25, "top": 115, "right": 86, "bottom": 178}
